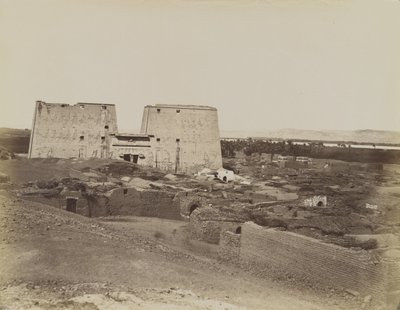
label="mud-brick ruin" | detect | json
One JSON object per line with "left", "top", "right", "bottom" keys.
{"left": 28, "top": 101, "right": 222, "bottom": 174}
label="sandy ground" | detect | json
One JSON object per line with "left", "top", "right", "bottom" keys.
{"left": 0, "top": 193, "right": 367, "bottom": 310}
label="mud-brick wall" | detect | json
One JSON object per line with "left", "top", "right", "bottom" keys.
{"left": 87, "top": 196, "right": 109, "bottom": 217}
{"left": 238, "top": 222, "right": 383, "bottom": 294}
{"left": 108, "top": 187, "right": 181, "bottom": 220}
{"left": 385, "top": 260, "right": 400, "bottom": 308}
{"left": 189, "top": 207, "right": 242, "bottom": 244}
{"left": 29, "top": 101, "right": 118, "bottom": 159}
{"left": 22, "top": 194, "right": 90, "bottom": 217}
{"left": 173, "top": 191, "right": 207, "bottom": 218}
{"left": 218, "top": 231, "right": 240, "bottom": 263}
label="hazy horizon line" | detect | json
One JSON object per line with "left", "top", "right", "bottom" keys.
{"left": 2, "top": 126, "right": 400, "bottom": 134}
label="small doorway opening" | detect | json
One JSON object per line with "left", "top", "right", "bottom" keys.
{"left": 123, "top": 154, "right": 139, "bottom": 163}
{"left": 66, "top": 197, "right": 77, "bottom": 213}
{"left": 235, "top": 226, "right": 242, "bottom": 234}
{"left": 189, "top": 203, "right": 199, "bottom": 216}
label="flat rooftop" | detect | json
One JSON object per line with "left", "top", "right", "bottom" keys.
{"left": 36, "top": 101, "right": 115, "bottom": 107}
{"left": 145, "top": 104, "right": 217, "bottom": 111}
{"left": 76, "top": 102, "right": 115, "bottom": 106}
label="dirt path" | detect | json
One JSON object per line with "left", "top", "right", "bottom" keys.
{"left": 0, "top": 194, "right": 362, "bottom": 309}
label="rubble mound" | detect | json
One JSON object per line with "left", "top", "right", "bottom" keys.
{"left": 0, "top": 146, "right": 15, "bottom": 160}
{"left": 0, "top": 172, "right": 10, "bottom": 183}
{"left": 96, "top": 161, "right": 166, "bottom": 181}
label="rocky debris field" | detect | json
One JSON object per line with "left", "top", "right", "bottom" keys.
{"left": 0, "top": 156, "right": 400, "bottom": 309}
{"left": 0, "top": 192, "right": 376, "bottom": 310}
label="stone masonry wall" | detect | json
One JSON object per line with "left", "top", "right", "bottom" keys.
{"left": 222, "top": 222, "right": 383, "bottom": 295}
{"left": 29, "top": 101, "right": 118, "bottom": 159}
{"left": 107, "top": 187, "right": 181, "bottom": 220}
{"left": 140, "top": 104, "right": 222, "bottom": 173}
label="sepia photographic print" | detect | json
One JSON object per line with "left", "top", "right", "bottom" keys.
{"left": 0, "top": 0, "right": 399, "bottom": 309}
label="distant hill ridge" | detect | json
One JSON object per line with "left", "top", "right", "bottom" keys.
{"left": 0, "top": 127, "right": 30, "bottom": 137}
{"left": 0, "top": 128, "right": 31, "bottom": 153}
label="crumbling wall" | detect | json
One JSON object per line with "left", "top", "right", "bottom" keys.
{"left": 190, "top": 214, "right": 222, "bottom": 244}
{"left": 107, "top": 187, "right": 181, "bottom": 220}
{"left": 303, "top": 195, "right": 327, "bottom": 207}
{"left": 173, "top": 191, "right": 207, "bottom": 218}
{"left": 140, "top": 104, "right": 222, "bottom": 173}
{"left": 86, "top": 196, "right": 109, "bottom": 217}
{"left": 218, "top": 231, "right": 241, "bottom": 263}
{"left": 20, "top": 183, "right": 183, "bottom": 219}
{"left": 284, "top": 161, "right": 308, "bottom": 169}
{"left": 236, "top": 222, "right": 383, "bottom": 294}
{"left": 189, "top": 206, "right": 242, "bottom": 244}
{"left": 29, "top": 101, "right": 118, "bottom": 159}
{"left": 22, "top": 193, "right": 90, "bottom": 217}
{"left": 0, "top": 172, "right": 10, "bottom": 183}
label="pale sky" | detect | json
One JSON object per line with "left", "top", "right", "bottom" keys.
{"left": 1, "top": 0, "right": 399, "bottom": 132}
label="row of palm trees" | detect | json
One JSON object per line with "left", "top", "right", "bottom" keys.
{"left": 221, "top": 139, "right": 326, "bottom": 158}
